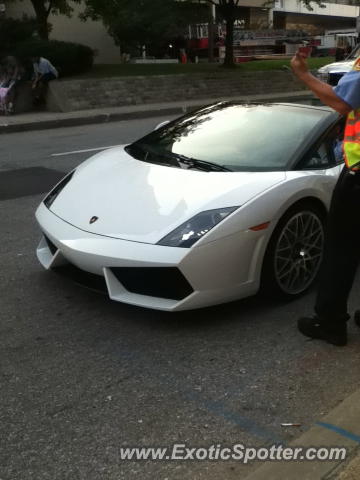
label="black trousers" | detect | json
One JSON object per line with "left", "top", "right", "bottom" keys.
{"left": 40, "top": 72, "right": 56, "bottom": 84}
{"left": 315, "top": 166, "right": 360, "bottom": 324}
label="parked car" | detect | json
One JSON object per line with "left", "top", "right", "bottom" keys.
{"left": 36, "top": 102, "right": 344, "bottom": 311}
{"left": 317, "top": 44, "right": 360, "bottom": 85}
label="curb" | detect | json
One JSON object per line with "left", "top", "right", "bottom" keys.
{"left": 0, "top": 106, "right": 187, "bottom": 134}
{"left": 0, "top": 91, "right": 314, "bottom": 134}
{"left": 243, "top": 389, "right": 360, "bottom": 480}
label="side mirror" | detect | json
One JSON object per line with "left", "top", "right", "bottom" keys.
{"left": 154, "top": 120, "right": 170, "bottom": 131}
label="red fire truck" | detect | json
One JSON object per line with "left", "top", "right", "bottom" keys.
{"left": 187, "top": 23, "right": 312, "bottom": 62}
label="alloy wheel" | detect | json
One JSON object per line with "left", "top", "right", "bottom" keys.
{"left": 274, "top": 211, "right": 324, "bottom": 295}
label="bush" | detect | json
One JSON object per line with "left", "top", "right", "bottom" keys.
{"left": 13, "top": 40, "right": 95, "bottom": 77}
{"left": 0, "top": 16, "right": 37, "bottom": 54}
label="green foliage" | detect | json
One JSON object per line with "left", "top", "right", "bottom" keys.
{"left": 12, "top": 39, "right": 94, "bottom": 76}
{"left": 5, "top": 0, "right": 82, "bottom": 39}
{"left": 0, "top": 16, "right": 37, "bottom": 53}
{"left": 81, "top": 0, "right": 206, "bottom": 54}
{"left": 32, "top": 0, "right": 81, "bottom": 17}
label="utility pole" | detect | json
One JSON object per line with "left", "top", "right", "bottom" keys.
{"left": 208, "top": 3, "right": 216, "bottom": 63}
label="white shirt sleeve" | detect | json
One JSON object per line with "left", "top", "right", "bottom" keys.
{"left": 38, "top": 58, "right": 58, "bottom": 77}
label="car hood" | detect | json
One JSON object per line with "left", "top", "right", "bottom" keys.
{"left": 318, "top": 60, "right": 354, "bottom": 74}
{"left": 50, "top": 147, "right": 286, "bottom": 244}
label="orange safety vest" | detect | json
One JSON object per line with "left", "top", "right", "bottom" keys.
{"left": 343, "top": 58, "right": 360, "bottom": 171}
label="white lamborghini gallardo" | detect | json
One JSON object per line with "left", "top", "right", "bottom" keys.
{"left": 36, "top": 102, "right": 344, "bottom": 311}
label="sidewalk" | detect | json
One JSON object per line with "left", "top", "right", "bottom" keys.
{"left": 242, "top": 388, "right": 360, "bottom": 480}
{"left": 0, "top": 91, "right": 313, "bottom": 134}
{"left": 337, "top": 454, "right": 360, "bottom": 480}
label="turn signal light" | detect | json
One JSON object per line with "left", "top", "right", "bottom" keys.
{"left": 249, "top": 222, "right": 270, "bottom": 231}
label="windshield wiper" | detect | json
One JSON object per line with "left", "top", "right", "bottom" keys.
{"left": 126, "top": 144, "right": 178, "bottom": 168}
{"left": 127, "top": 144, "right": 231, "bottom": 172}
{"left": 171, "top": 153, "right": 232, "bottom": 172}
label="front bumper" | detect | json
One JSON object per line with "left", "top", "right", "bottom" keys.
{"left": 36, "top": 203, "right": 262, "bottom": 311}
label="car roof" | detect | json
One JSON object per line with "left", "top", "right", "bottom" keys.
{"left": 272, "top": 102, "right": 334, "bottom": 113}
{"left": 225, "top": 101, "right": 335, "bottom": 114}
{"left": 204, "top": 101, "right": 338, "bottom": 118}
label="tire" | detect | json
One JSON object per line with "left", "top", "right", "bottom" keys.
{"left": 261, "top": 201, "right": 326, "bottom": 299}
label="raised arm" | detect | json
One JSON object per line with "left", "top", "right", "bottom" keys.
{"left": 291, "top": 52, "right": 352, "bottom": 116}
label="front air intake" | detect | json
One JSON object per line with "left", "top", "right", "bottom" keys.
{"left": 110, "top": 267, "right": 194, "bottom": 300}
{"left": 44, "top": 235, "right": 58, "bottom": 255}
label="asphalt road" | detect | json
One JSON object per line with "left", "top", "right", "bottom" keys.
{"left": 1, "top": 118, "right": 360, "bottom": 480}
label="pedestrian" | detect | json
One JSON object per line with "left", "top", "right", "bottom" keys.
{"left": 31, "top": 56, "right": 58, "bottom": 105}
{"left": 1, "top": 55, "right": 24, "bottom": 114}
{"left": 0, "top": 62, "right": 10, "bottom": 114}
{"left": 291, "top": 50, "right": 360, "bottom": 346}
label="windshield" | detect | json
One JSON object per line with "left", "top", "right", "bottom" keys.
{"left": 126, "top": 103, "right": 328, "bottom": 172}
{"left": 348, "top": 44, "right": 360, "bottom": 60}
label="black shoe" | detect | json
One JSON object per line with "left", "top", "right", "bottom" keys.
{"left": 297, "top": 315, "right": 347, "bottom": 346}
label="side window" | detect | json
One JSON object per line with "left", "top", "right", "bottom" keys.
{"left": 329, "top": 120, "right": 345, "bottom": 165}
{"left": 299, "top": 120, "right": 346, "bottom": 170}
{"left": 301, "top": 142, "right": 332, "bottom": 170}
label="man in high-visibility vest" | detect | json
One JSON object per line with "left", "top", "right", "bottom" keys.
{"left": 291, "top": 51, "right": 360, "bottom": 346}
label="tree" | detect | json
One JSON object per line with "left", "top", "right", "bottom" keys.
{"left": 204, "top": 0, "right": 239, "bottom": 68}
{"left": 298, "top": 0, "right": 325, "bottom": 10}
{"left": 262, "top": 0, "right": 326, "bottom": 11}
{"left": 6, "top": 0, "right": 81, "bottom": 40}
{"left": 81, "top": 0, "right": 204, "bottom": 57}
{"left": 0, "top": 15, "right": 37, "bottom": 52}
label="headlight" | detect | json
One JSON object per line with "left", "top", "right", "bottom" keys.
{"left": 44, "top": 170, "right": 75, "bottom": 209}
{"left": 157, "top": 207, "right": 238, "bottom": 248}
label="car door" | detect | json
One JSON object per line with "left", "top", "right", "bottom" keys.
{"left": 288, "top": 119, "right": 345, "bottom": 209}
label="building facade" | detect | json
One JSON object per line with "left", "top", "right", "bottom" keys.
{"left": 272, "top": 0, "right": 359, "bottom": 33}
{"left": 231, "top": 0, "right": 360, "bottom": 34}
{"left": 213, "top": 0, "right": 360, "bottom": 33}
